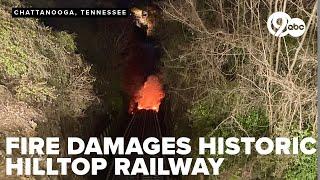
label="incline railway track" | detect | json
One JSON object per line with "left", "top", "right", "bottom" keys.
{"left": 96, "top": 106, "right": 175, "bottom": 180}
{"left": 105, "top": 110, "right": 166, "bottom": 180}
{"left": 96, "top": 3, "right": 176, "bottom": 179}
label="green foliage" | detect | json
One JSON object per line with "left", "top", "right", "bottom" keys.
{"left": 237, "top": 109, "right": 269, "bottom": 136}
{"left": 15, "top": 82, "right": 57, "bottom": 104}
{"left": 188, "top": 93, "right": 232, "bottom": 137}
{"left": 189, "top": 101, "right": 216, "bottom": 126}
{"left": 0, "top": 0, "right": 20, "bottom": 7}
{"left": 0, "top": 54, "right": 27, "bottom": 77}
{"left": 202, "top": 108, "right": 269, "bottom": 138}
{"left": 0, "top": 4, "right": 96, "bottom": 178}
{"left": 210, "top": 109, "right": 269, "bottom": 178}
{"left": 188, "top": 97, "right": 270, "bottom": 178}
{"left": 0, "top": 4, "right": 95, "bottom": 116}
{"left": 285, "top": 130, "right": 317, "bottom": 180}
{"left": 54, "top": 31, "right": 77, "bottom": 52}
{"left": 192, "top": 104, "right": 316, "bottom": 179}
{"left": 285, "top": 153, "right": 317, "bottom": 180}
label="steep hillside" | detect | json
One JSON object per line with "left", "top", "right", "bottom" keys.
{"left": 0, "top": 1, "right": 96, "bottom": 179}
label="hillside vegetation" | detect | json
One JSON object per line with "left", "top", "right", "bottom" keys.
{"left": 160, "top": 0, "right": 317, "bottom": 179}
{"left": 0, "top": 1, "right": 95, "bottom": 179}
{"left": 0, "top": 0, "right": 317, "bottom": 179}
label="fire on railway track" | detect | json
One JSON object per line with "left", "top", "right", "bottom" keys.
{"left": 133, "top": 75, "right": 165, "bottom": 113}
{"left": 124, "top": 5, "right": 165, "bottom": 114}
{"left": 100, "top": 4, "right": 173, "bottom": 179}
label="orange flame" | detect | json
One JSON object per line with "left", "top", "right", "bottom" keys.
{"left": 131, "top": 75, "right": 165, "bottom": 113}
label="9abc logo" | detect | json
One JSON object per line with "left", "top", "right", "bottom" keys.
{"left": 267, "top": 12, "right": 306, "bottom": 37}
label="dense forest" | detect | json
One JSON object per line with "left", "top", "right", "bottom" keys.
{"left": 160, "top": 0, "right": 317, "bottom": 179}
{"left": 0, "top": 0, "right": 317, "bottom": 179}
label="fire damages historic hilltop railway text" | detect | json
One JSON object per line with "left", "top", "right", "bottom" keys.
{"left": 5, "top": 137, "right": 316, "bottom": 176}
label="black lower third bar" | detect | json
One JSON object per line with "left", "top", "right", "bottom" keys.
{"left": 12, "top": 8, "right": 129, "bottom": 18}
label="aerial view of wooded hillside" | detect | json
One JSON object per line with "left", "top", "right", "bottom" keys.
{"left": 0, "top": 0, "right": 317, "bottom": 179}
